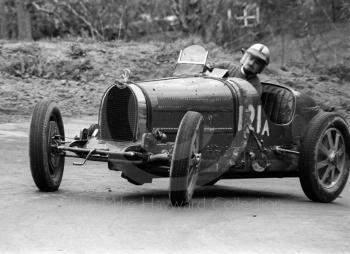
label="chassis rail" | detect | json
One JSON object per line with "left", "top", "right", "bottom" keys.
{"left": 56, "top": 145, "right": 170, "bottom": 164}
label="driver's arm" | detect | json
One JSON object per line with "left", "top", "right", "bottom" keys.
{"left": 205, "top": 61, "right": 231, "bottom": 72}
{"left": 248, "top": 76, "right": 262, "bottom": 96}
{"left": 212, "top": 61, "right": 231, "bottom": 70}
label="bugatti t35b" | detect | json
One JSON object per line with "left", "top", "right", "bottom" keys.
{"left": 29, "top": 45, "right": 350, "bottom": 206}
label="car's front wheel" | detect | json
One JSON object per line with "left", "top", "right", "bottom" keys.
{"left": 29, "top": 100, "right": 65, "bottom": 191}
{"left": 169, "top": 111, "right": 204, "bottom": 206}
{"left": 299, "top": 112, "right": 350, "bottom": 203}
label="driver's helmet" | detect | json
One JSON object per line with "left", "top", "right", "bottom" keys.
{"left": 245, "top": 43, "right": 270, "bottom": 65}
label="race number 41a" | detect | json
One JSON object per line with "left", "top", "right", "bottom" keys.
{"left": 237, "top": 104, "right": 270, "bottom": 136}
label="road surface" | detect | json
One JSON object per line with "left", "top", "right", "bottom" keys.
{"left": 0, "top": 117, "right": 349, "bottom": 254}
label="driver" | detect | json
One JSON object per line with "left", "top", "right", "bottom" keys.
{"left": 209, "top": 43, "right": 270, "bottom": 95}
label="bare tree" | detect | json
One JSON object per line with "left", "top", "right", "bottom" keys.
{"left": 171, "top": 0, "right": 202, "bottom": 34}
{"left": 0, "top": 0, "right": 8, "bottom": 39}
{"left": 15, "top": 0, "right": 32, "bottom": 40}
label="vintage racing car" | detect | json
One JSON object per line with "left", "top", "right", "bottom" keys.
{"left": 29, "top": 45, "right": 350, "bottom": 206}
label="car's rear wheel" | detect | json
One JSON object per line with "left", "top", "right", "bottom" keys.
{"left": 169, "top": 111, "right": 204, "bottom": 206}
{"left": 29, "top": 100, "right": 65, "bottom": 191}
{"left": 299, "top": 112, "right": 350, "bottom": 202}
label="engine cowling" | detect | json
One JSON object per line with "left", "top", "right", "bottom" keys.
{"left": 98, "top": 76, "right": 262, "bottom": 148}
{"left": 137, "top": 77, "right": 237, "bottom": 139}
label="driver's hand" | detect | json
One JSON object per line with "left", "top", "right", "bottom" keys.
{"left": 204, "top": 63, "right": 214, "bottom": 72}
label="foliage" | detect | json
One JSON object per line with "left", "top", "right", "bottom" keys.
{"left": 0, "top": 43, "right": 96, "bottom": 80}
{"left": 27, "top": 0, "right": 174, "bottom": 40}
{"left": 325, "top": 63, "right": 350, "bottom": 82}
{"left": 0, "top": 0, "right": 349, "bottom": 47}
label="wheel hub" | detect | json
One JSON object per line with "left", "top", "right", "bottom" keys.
{"left": 194, "top": 153, "right": 201, "bottom": 165}
{"left": 328, "top": 151, "right": 336, "bottom": 164}
{"left": 48, "top": 121, "right": 61, "bottom": 176}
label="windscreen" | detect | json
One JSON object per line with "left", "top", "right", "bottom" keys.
{"left": 177, "top": 45, "right": 208, "bottom": 64}
{"left": 173, "top": 45, "right": 208, "bottom": 76}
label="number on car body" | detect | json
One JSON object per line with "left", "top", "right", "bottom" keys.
{"left": 237, "top": 104, "right": 269, "bottom": 136}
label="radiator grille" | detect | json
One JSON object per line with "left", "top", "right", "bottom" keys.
{"left": 101, "top": 86, "right": 138, "bottom": 141}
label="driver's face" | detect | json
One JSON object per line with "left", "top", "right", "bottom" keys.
{"left": 241, "top": 53, "right": 265, "bottom": 75}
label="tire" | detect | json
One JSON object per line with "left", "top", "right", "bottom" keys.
{"left": 169, "top": 111, "right": 204, "bottom": 206}
{"left": 299, "top": 112, "right": 350, "bottom": 203}
{"left": 29, "top": 100, "right": 65, "bottom": 191}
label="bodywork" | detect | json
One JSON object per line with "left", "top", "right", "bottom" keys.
{"left": 29, "top": 45, "right": 350, "bottom": 205}
{"left": 62, "top": 45, "right": 322, "bottom": 185}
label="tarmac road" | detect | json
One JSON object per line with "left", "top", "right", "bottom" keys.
{"left": 0, "top": 117, "right": 349, "bottom": 254}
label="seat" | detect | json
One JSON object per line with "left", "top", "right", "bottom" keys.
{"left": 261, "top": 84, "right": 295, "bottom": 124}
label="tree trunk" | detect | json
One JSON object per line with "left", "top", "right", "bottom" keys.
{"left": 281, "top": 32, "right": 285, "bottom": 66}
{"left": 172, "top": 0, "right": 203, "bottom": 34}
{"left": 15, "top": 0, "right": 32, "bottom": 40}
{"left": 172, "top": 0, "right": 189, "bottom": 33}
{"left": 331, "top": 0, "right": 336, "bottom": 22}
{"left": 0, "top": 0, "right": 8, "bottom": 39}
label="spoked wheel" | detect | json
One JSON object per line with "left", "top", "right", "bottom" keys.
{"left": 299, "top": 112, "right": 350, "bottom": 203}
{"left": 169, "top": 111, "right": 204, "bottom": 206}
{"left": 29, "top": 100, "right": 65, "bottom": 191}
{"left": 316, "top": 128, "right": 346, "bottom": 189}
